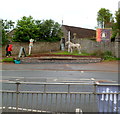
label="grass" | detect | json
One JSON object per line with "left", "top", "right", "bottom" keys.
{"left": 52, "top": 51, "right": 91, "bottom": 56}
{"left": 52, "top": 51, "right": 120, "bottom": 61}
{"left": 2, "top": 57, "right": 14, "bottom": 62}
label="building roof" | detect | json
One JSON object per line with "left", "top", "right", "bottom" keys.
{"left": 62, "top": 25, "right": 96, "bottom": 39}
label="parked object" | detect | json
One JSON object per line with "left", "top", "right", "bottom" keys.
{"left": 14, "top": 57, "right": 21, "bottom": 64}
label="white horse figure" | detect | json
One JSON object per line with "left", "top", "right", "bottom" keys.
{"left": 65, "top": 41, "right": 81, "bottom": 54}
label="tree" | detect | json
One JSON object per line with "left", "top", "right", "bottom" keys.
{"left": 115, "top": 8, "right": 120, "bottom": 31}
{"left": 13, "top": 16, "right": 37, "bottom": 42}
{"left": 1, "top": 19, "right": 15, "bottom": 45}
{"left": 111, "top": 8, "right": 120, "bottom": 41}
{"left": 13, "top": 16, "right": 63, "bottom": 42}
{"left": 39, "top": 19, "right": 63, "bottom": 42}
{"left": 97, "top": 8, "right": 113, "bottom": 28}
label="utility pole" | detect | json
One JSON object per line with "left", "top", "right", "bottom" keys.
{"left": 118, "top": 1, "right": 120, "bottom": 9}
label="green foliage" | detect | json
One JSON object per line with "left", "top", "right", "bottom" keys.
{"left": 1, "top": 19, "right": 15, "bottom": 45}
{"left": 2, "top": 58, "right": 14, "bottom": 62}
{"left": 115, "top": 8, "right": 120, "bottom": 31}
{"left": 110, "top": 9, "right": 120, "bottom": 40}
{"left": 97, "top": 8, "right": 113, "bottom": 28}
{"left": 91, "top": 51, "right": 119, "bottom": 61}
{"left": 13, "top": 16, "right": 37, "bottom": 42}
{"left": 1, "top": 29, "right": 8, "bottom": 45}
{"left": 13, "top": 16, "right": 63, "bottom": 42}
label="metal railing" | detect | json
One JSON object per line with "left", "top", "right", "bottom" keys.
{"left": 1, "top": 81, "right": 120, "bottom": 113}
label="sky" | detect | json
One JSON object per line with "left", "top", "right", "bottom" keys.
{"left": 0, "top": 0, "right": 120, "bottom": 29}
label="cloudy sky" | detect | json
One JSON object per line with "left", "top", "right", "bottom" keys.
{"left": 1, "top": 0, "right": 119, "bottom": 29}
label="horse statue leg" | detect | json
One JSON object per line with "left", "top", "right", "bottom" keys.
{"left": 70, "top": 47, "right": 73, "bottom": 53}
{"left": 68, "top": 45, "right": 70, "bottom": 52}
{"left": 78, "top": 46, "right": 81, "bottom": 54}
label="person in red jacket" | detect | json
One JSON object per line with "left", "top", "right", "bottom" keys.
{"left": 6, "top": 43, "right": 12, "bottom": 57}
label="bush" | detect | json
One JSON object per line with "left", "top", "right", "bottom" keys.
{"left": 102, "top": 51, "right": 119, "bottom": 61}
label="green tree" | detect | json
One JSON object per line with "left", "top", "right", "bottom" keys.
{"left": 1, "top": 19, "right": 14, "bottom": 45}
{"left": 39, "top": 19, "right": 63, "bottom": 42}
{"left": 14, "top": 16, "right": 63, "bottom": 42}
{"left": 115, "top": 8, "right": 120, "bottom": 31}
{"left": 97, "top": 8, "right": 113, "bottom": 28}
{"left": 111, "top": 8, "right": 120, "bottom": 41}
{"left": 13, "top": 16, "right": 37, "bottom": 42}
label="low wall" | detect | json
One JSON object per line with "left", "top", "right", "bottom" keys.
{"left": 2, "top": 42, "right": 60, "bottom": 56}
{"left": 75, "top": 39, "right": 120, "bottom": 58}
{"left": 2, "top": 40, "right": 120, "bottom": 58}
{"left": 76, "top": 39, "right": 115, "bottom": 54}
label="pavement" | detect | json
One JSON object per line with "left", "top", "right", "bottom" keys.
{"left": 20, "top": 55, "right": 102, "bottom": 64}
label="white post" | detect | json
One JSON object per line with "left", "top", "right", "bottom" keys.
{"left": 68, "top": 31, "right": 70, "bottom": 41}
{"left": 67, "top": 31, "right": 71, "bottom": 52}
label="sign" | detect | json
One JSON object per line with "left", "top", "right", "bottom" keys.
{"left": 96, "top": 28, "right": 112, "bottom": 42}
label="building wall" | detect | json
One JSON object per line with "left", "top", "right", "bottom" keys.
{"left": 61, "top": 26, "right": 68, "bottom": 40}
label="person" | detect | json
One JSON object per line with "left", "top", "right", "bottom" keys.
{"left": 6, "top": 43, "right": 12, "bottom": 57}
{"left": 6, "top": 44, "right": 9, "bottom": 57}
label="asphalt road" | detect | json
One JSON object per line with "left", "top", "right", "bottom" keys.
{"left": 1, "top": 62, "right": 119, "bottom": 112}
{"left": 1, "top": 61, "right": 119, "bottom": 83}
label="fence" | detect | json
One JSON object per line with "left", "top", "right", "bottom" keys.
{"left": 1, "top": 81, "right": 120, "bottom": 113}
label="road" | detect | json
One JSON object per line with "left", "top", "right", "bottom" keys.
{"left": 1, "top": 61, "right": 119, "bottom": 113}
{"left": 1, "top": 61, "right": 119, "bottom": 83}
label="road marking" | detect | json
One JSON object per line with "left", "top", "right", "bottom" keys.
{"left": 1, "top": 69, "right": 118, "bottom": 72}
{"left": 0, "top": 106, "right": 50, "bottom": 112}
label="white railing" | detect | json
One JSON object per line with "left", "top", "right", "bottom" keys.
{"left": 1, "top": 81, "right": 120, "bottom": 113}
